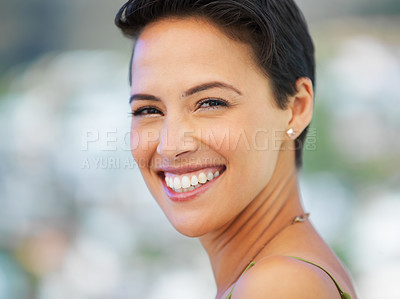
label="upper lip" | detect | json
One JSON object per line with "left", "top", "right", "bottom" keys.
{"left": 155, "top": 164, "right": 226, "bottom": 175}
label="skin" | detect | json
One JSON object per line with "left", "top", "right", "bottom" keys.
{"left": 129, "top": 17, "right": 357, "bottom": 299}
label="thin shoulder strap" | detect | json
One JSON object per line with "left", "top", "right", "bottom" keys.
{"left": 289, "top": 256, "right": 351, "bottom": 299}
{"left": 225, "top": 258, "right": 351, "bottom": 299}
{"left": 225, "top": 261, "right": 256, "bottom": 299}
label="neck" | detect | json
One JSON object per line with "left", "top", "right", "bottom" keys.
{"left": 200, "top": 150, "right": 304, "bottom": 296}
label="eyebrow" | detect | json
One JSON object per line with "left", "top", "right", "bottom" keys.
{"left": 129, "top": 81, "right": 242, "bottom": 104}
{"left": 183, "top": 81, "right": 242, "bottom": 97}
{"left": 129, "top": 94, "right": 160, "bottom": 104}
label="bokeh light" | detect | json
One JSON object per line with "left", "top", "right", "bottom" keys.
{"left": 1, "top": 1, "right": 399, "bottom": 298}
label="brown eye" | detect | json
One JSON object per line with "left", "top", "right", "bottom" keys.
{"left": 131, "top": 106, "right": 164, "bottom": 116}
{"left": 198, "top": 98, "right": 229, "bottom": 109}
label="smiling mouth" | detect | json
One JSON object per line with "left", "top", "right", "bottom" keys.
{"left": 159, "top": 166, "right": 226, "bottom": 194}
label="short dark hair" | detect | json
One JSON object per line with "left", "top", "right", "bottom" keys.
{"left": 115, "top": 0, "right": 315, "bottom": 167}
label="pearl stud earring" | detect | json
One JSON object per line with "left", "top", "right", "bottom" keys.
{"left": 286, "top": 128, "right": 296, "bottom": 139}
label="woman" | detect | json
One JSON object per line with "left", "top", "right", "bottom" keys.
{"left": 115, "top": 0, "right": 357, "bottom": 298}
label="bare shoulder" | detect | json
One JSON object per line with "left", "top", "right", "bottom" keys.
{"left": 231, "top": 255, "right": 341, "bottom": 299}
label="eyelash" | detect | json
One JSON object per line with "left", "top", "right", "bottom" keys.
{"left": 130, "top": 106, "right": 163, "bottom": 117}
{"left": 196, "top": 98, "right": 230, "bottom": 110}
{"left": 130, "top": 98, "right": 230, "bottom": 117}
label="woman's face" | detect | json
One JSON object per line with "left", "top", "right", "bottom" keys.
{"left": 130, "top": 17, "right": 291, "bottom": 237}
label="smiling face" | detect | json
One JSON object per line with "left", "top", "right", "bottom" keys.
{"left": 130, "top": 17, "right": 292, "bottom": 237}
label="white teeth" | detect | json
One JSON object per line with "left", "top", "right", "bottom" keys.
{"left": 198, "top": 172, "right": 207, "bottom": 184}
{"left": 191, "top": 175, "right": 198, "bottom": 186}
{"left": 181, "top": 176, "right": 191, "bottom": 189}
{"left": 207, "top": 172, "right": 214, "bottom": 181}
{"left": 173, "top": 177, "right": 182, "bottom": 189}
{"left": 165, "top": 169, "right": 223, "bottom": 193}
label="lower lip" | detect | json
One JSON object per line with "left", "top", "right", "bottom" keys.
{"left": 162, "top": 174, "right": 223, "bottom": 202}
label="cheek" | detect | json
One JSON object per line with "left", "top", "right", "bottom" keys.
{"left": 200, "top": 116, "right": 279, "bottom": 162}
{"left": 222, "top": 118, "right": 281, "bottom": 192}
{"left": 201, "top": 126, "right": 233, "bottom": 152}
{"left": 130, "top": 125, "right": 160, "bottom": 166}
{"left": 130, "top": 129, "right": 141, "bottom": 160}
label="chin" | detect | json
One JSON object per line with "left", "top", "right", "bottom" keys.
{"left": 167, "top": 214, "right": 214, "bottom": 238}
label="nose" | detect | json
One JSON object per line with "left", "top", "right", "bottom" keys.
{"left": 156, "top": 116, "right": 199, "bottom": 160}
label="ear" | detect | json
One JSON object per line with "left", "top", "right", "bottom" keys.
{"left": 286, "top": 77, "right": 314, "bottom": 139}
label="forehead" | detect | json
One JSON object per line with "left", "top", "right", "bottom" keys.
{"left": 131, "top": 17, "right": 259, "bottom": 91}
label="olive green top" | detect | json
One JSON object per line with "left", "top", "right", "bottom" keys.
{"left": 225, "top": 257, "right": 351, "bottom": 299}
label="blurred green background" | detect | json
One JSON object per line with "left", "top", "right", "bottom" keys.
{"left": 0, "top": 0, "right": 399, "bottom": 298}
